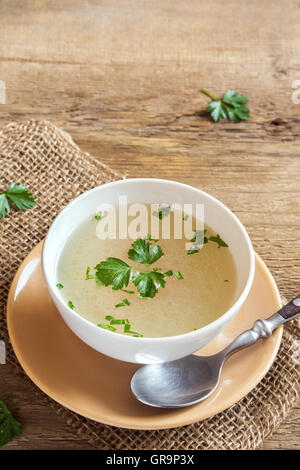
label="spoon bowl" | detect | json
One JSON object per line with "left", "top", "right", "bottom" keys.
{"left": 131, "top": 354, "right": 223, "bottom": 408}
{"left": 131, "top": 296, "right": 300, "bottom": 408}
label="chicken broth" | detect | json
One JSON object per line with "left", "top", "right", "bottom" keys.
{"left": 57, "top": 205, "right": 237, "bottom": 338}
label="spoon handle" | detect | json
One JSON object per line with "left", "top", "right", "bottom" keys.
{"left": 223, "top": 295, "right": 300, "bottom": 359}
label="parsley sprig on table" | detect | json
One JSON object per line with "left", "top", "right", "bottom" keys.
{"left": 201, "top": 88, "right": 250, "bottom": 123}
{"left": 0, "top": 183, "right": 36, "bottom": 219}
{"left": 0, "top": 398, "right": 21, "bottom": 448}
{"left": 86, "top": 237, "right": 183, "bottom": 299}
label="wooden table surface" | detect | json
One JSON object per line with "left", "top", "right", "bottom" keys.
{"left": 0, "top": 0, "right": 299, "bottom": 450}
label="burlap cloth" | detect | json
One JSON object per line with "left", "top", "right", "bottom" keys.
{"left": 0, "top": 120, "right": 299, "bottom": 450}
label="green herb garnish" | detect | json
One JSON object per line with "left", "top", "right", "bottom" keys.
{"left": 88, "top": 238, "right": 182, "bottom": 299}
{"left": 56, "top": 283, "right": 64, "bottom": 289}
{"left": 187, "top": 230, "right": 228, "bottom": 254}
{"left": 68, "top": 300, "right": 74, "bottom": 310}
{"left": 164, "top": 270, "right": 184, "bottom": 279}
{"left": 201, "top": 89, "right": 250, "bottom": 123}
{"left": 123, "top": 323, "right": 143, "bottom": 337}
{"left": 0, "top": 398, "right": 21, "bottom": 448}
{"left": 152, "top": 205, "right": 171, "bottom": 220}
{"left": 105, "top": 315, "right": 129, "bottom": 325}
{"left": 224, "top": 279, "right": 229, "bottom": 282}
{"left": 208, "top": 234, "right": 228, "bottom": 248}
{"left": 95, "top": 258, "right": 132, "bottom": 290}
{"left": 100, "top": 316, "right": 143, "bottom": 337}
{"left": 144, "top": 234, "right": 159, "bottom": 242}
{"left": 94, "top": 211, "right": 102, "bottom": 221}
{"left": 133, "top": 271, "right": 166, "bottom": 299}
{"left": 121, "top": 289, "right": 135, "bottom": 294}
{"left": 97, "top": 323, "right": 117, "bottom": 332}
{"left": 85, "top": 267, "right": 96, "bottom": 280}
{"left": 115, "top": 298, "right": 130, "bottom": 308}
{"left": 0, "top": 183, "right": 36, "bottom": 219}
{"left": 128, "top": 238, "right": 164, "bottom": 265}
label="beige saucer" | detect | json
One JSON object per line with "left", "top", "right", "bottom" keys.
{"left": 7, "top": 242, "right": 282, "bottom": 430}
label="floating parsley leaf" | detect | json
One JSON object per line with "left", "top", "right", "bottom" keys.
{"left": 0, "top": 183, "right": 36, "bottom": 219}
{"left": 115, "top": 298, "right": 130, "bottom": 308}
{"left": 163, "top": 270, "right": 184, "bottom": 279}
{"left": 123, "top": 323, "right": 143, "bottom": 337}
{"left": 187, "top": 230, "right": 228, "bottom": 254}
{"left": 100, "top": 316, "right": 142, "bottom": 336}
{"left": 144, "top": 234, "right": 159, "bottom": 242}
{"left": 208, "top": 234, "right": 228, "bottom": 248}
{"left": 128, "top": 238, "right": 164, "bottom": 265}
{"left": 86, "top": 267, "right": 104, "bottom": 285}
{"left": 152, "top": 205, "right": 171, "bottom": 220}
{"left": 187, "top": 248, "right": 199, "bottom": 255}
{"left": 121, "top": 289, "right": 135, "bottom": 294}
{"left": 56, "top": 283, "right": 64, "bottom": 289}
{"left": 133, "top": 271, "right": 166, "bottom": 299}
{"left": 68, "top": 300, "right": 74, "bottom": 310}
{"left": 0, "top": 398, "right": 21, "bottom": 448}
{"left": 97, "top": 323, "right": 117, "bottom": 332}
{"left": 94, "top": 211, "right": 102, "bottom": 221}
{"left": 201, "top": 88, "right": 250, "bottom": 123}
{"left": 105, "top": 315, "right": 129, "bottom": 325}
{"left": 95, "top": 257, "right": 131, "bottom": 290}
{"left": 224, "top": 279, "right": 229, "bottom": 282}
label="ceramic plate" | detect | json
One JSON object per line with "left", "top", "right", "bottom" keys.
{"left": 7, "top": 242, "right": 282, "bottom": 430}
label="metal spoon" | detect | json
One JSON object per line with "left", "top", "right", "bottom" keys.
{"left": 131, "top": 295, "right": 300, "bottom": 408}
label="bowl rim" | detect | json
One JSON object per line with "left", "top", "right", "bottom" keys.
{"left": 42, "top": 177, "right": 255, "bottom": 343}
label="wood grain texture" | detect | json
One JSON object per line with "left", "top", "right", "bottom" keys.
{"left": 0, "top": 0, "right": 299, "bottom": 450}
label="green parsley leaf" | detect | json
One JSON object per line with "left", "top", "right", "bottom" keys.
{"left": 115, "top": 298, "right": 130, "bottom": 308}
{"left": 56, "top": 283, "right": 64, "bottom": 289}
{"left": 68, "top": 300, "right": 74, "bottom": 310}
{"left": 97, "top": 323, "right": 117, "bottom": 332}
{"left": 121, "top": 289, "right": 135, "bottom": 294}
{"left": 0, "top": 183, "right": 36, "bottom": 219}
{"left": 123, "top": 323, "right": 143, "bottom": 337}
{"left": 201, "top": 88, "right": 250, "bottom": 123}
{"left": 144, "top": 234, "right": 159, "bottom": 242}
{"left": 187, "top": 248, "right": 200, "bottom": 255}
{"left": 188, "top": 229, "right": 208, "bottom": 254}
{"left": 95, "top": 257, "right": 131, "bottom": 290}
{"left": 133, "top": 271, "right": 166, "bottom": 299}
{"left": 187, "top": 230, "right": 228, "bottom": 253}
{"left": 85, "top": 267, "right": 96, "bottom": 280}
{"left": 164, "top": 270, "right": 184, "bottom": 279}
{"left": 105, "top": 315, "right": 129, "bottom": 325}
{"left": 0, "top": 398, "right": 21, "bottom": 448}
{"left": 0, "top": 194, "right": 10, "bottom": 219}
{"left": 208, "top": 234, "right": 228, "bottom": 248}
{"left": 100, "top": 316, "right": 142, "bottom": 336}
{"left": 128, "top": 238, "right": 164, "bottom": 265}
{"left": 86, "top": 267, "right": 104, "bottom": 285}
{"left": 152, "top": 205, "right": 171, "bottom": 220}
{"left": 94, "top": 211, "right": 102, "bottom": 221}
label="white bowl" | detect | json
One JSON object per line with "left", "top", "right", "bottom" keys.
{"left": 42, "top": 178, "right": 255, "bottom": 364}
